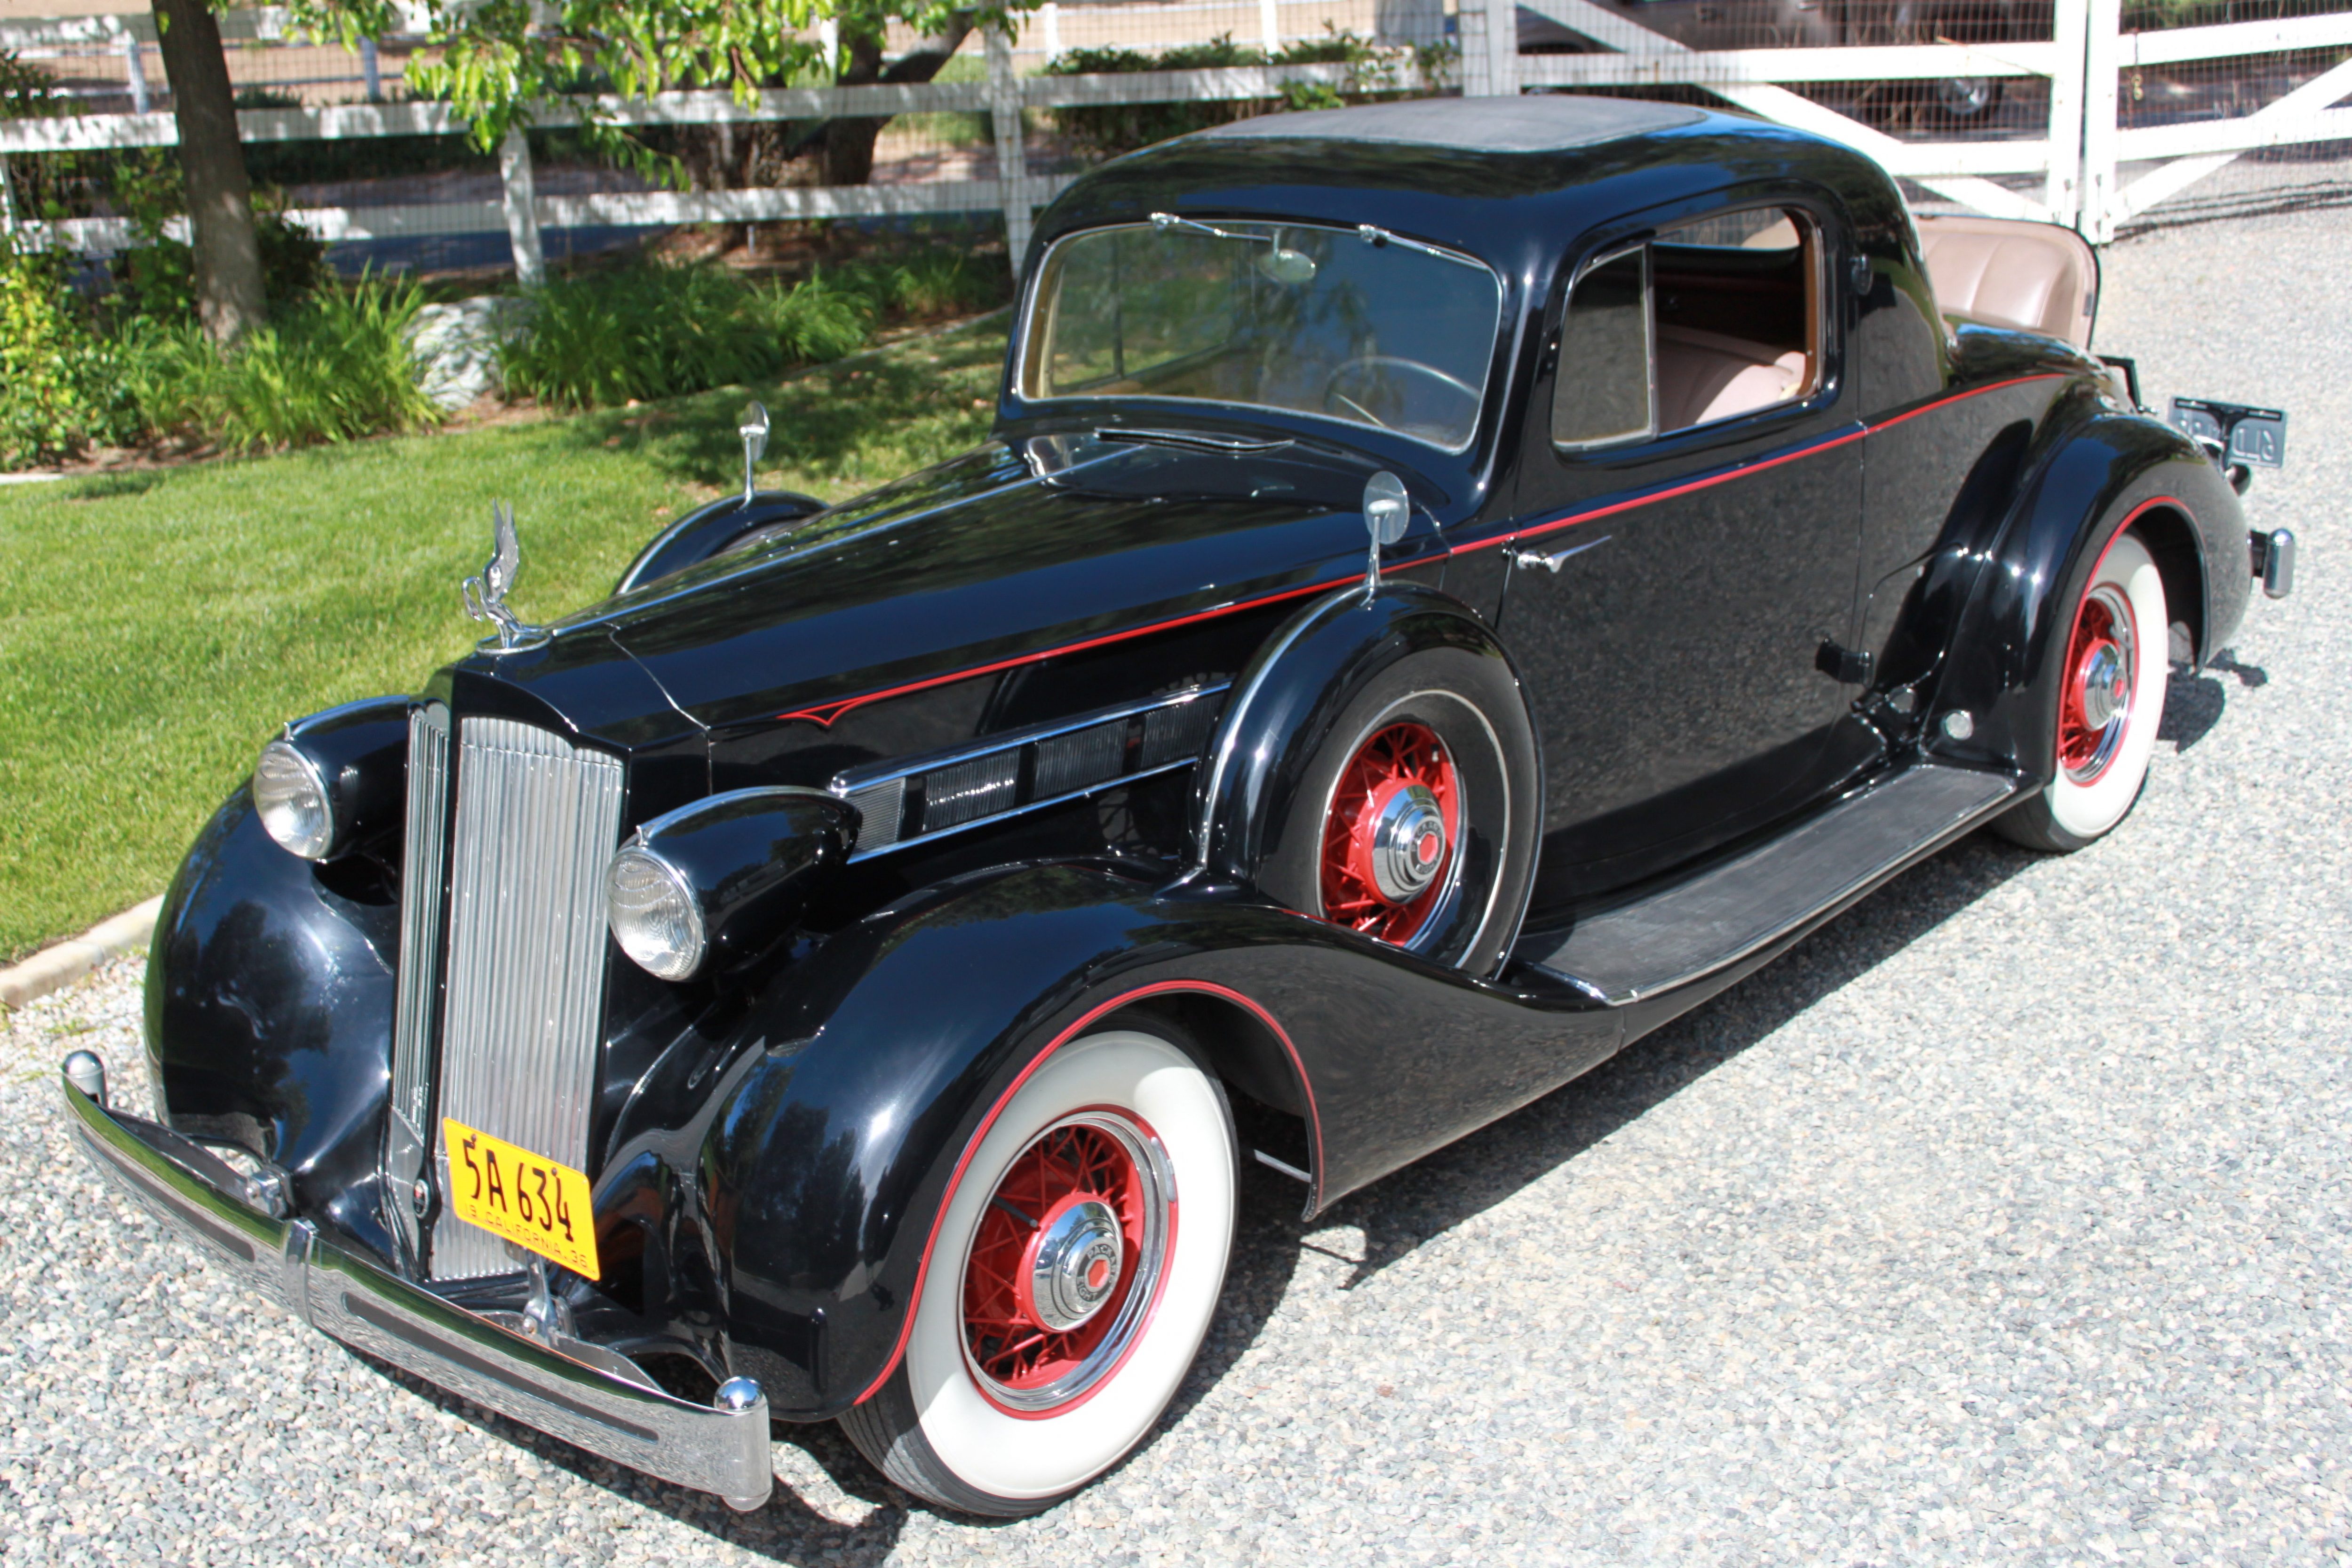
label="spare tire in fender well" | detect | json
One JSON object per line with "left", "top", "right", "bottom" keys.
{"left": 1190, "top": 582, "right": 1541, "bottom": 972}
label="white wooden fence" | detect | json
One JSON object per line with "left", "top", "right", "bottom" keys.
{"left": 1, "top": 0, "right": 2346, "bottom": 271}
{"left": 1484, "top": 0, "right": 2352, "bottom": 241}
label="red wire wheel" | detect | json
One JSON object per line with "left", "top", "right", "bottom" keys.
{"left": 960, "top": 1114, "right": 1169, "bottom": 1412}
{"left": 2056, "top": 581, "right": 2137, "bottom": 784}
{"left": 1318, "top": 720, "right": 1462, "bottom": 946}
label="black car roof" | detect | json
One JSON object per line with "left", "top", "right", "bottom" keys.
{"left": 1189, "top": 94, "right": 1705, "bottom": 153}
{"left": 1029, "top": 96, "right": 1899, "bottom": 284}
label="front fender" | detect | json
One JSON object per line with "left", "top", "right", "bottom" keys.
{"left": 1931, "top": 396, "right": 2243, "bottom": 773}
{"left": 145, "top": 787, "right": 401, "bottom": 1258}
{"left": 693, "top": 861, "right": 1619, "bottom": 1419}
{"left": 1191, "top": 581, "right": 1528, "bottom": 885}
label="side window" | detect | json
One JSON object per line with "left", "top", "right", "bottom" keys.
{"left": 1550, "top": 246, "right": 1652, "bottom": 449}
{"left": 1550, "top": 206, "right": 1822, "bottom": 451}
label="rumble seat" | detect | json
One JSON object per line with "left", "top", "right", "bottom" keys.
{"left": 1916, "top": 214, "right": 2099, "bottom": 349}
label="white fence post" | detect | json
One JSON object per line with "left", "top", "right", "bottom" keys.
{"left": 2079, "top": 0, "right": 2122, "bottom": 241}
{"left": 1260, "top": 0, "right": 1281, "bottom": 55}
{"left": 500, "top": 128, "right": 546, "bottom": 287}
{"left": 2044, "top": 0, "right": 2088, "bottom": 228}
{"left": 1, "top": 159, "right": 16, "bottom": 238}
{"left": 1041, "top": 3, "right": 1063, "bottom": 64}
{"left": 118, "top": 33, "right": 150, "bottom": 115}
{"left": 1458, "top": 0, "right": 1518, "bottom": 98}
{"left": 987, "top": 25, "right": 1035, "bottom": 274}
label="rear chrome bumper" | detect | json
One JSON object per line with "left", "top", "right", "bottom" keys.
{"left": 60, "top": 1060, "right": 774, "bottom": 1512}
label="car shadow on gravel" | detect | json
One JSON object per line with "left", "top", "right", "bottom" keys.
{"left": 1297, "top": 829, "right": 2048, "bottom": 1294}
{"left": 351, "top": 1351, "right": 916, "bottom": 1560}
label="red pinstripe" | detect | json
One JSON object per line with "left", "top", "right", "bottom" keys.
{"left": 779, "top": 373, "right": 2072, "bottom": 729}
{"left": 854, "top": 979, "right": 1314, "bottom": 1406}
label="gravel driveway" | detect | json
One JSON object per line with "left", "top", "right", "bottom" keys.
{"left": 4, "top": 206, "right": 2344, "bottom": 1567}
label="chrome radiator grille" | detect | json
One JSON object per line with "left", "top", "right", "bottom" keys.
{"left": 385, "top": 703, "right": 451, "bottom": 1269}
{"left": 389, "top": 713, "right": 626, "bottom": 1282}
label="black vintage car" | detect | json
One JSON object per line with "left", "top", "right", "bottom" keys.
{"left": 65, "top": 95, "right": 2291, "bottom": 1517}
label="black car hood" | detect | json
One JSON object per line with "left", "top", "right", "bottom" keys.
{"left": 559, "top": 436, "right": 1407, "bottom": 743}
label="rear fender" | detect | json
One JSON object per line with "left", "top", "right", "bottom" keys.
{"left": 1929, "top": 396, "right": 2243, "bottom": 775}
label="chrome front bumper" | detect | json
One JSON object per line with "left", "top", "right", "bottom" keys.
{"left": 61, "top": 1059, "right": 774, "bottom": 1512}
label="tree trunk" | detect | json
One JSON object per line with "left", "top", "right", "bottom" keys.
{"left": 821, "top": 18, "right": 976, "bottom": 187}
{"left": 150, "top": 0, "right": 265, "bottom": 342}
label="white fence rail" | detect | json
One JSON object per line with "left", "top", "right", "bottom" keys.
{"left": 1, "top": 0, "right": 2346, "bottom": 270}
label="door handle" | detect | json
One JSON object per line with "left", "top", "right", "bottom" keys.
{"left": 1511, "top": 534, "right": 1613, "bottom": 573}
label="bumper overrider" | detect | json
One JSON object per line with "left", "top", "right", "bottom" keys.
{"left": 59, "top": 1055, "right": 775, "bottom": 1512}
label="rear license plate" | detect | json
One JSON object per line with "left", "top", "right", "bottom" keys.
{"left": 442, "top": 1118, "right": 601, "bottom": 1279}
{"left": 2169, "top": 396, "right": 2287, "bottom": 468}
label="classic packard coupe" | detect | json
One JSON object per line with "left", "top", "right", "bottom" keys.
{"left": 64, "top": 95, "right": 2291, "bottom": 1516}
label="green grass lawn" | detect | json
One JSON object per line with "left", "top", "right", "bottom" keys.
{"left": 0, "top": 315, "right": 1009, "bottom": 963}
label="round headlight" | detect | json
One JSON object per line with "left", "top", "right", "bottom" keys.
{"left": 253, "top": 739, "right": 334, "bottom": 860}
{"left": 605, "top": 844, "right": 706, "bottom": 981}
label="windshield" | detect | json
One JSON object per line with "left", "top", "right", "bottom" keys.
{"left": 1019, "top": 218, "right": 1504, "bottom": 452}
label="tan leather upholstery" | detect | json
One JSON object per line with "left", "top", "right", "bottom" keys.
{"left": 1656, "top": 326, "right": 1811, "bottom": 431}
{"left": 1916, "top": 215, "right": 2099, "bottom": 349}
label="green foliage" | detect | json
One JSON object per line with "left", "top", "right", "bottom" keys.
{"left": 0, "top": 244, "right": 141, "bottom": 468}
{"left": 502, "top": 260, "right": 880, "bottom": 409}
{"left": 0, "top": 318, "right": 1009, "bottom": 957}
{"left": 121, "top": 276, "right": 442, "bottom": 453}
{"left": 108, "top": 209, "right": 334, "bottom": 326}
{"left": 500, "top": 247, "right": 1012, "bottom": 412}
{"left": 1043, "top": 29, "right": 1452, "bottom": 162}
{"left": 835, "top": 247, "right": 1007, "bottom": 318}
{"left": 0, "top": 49, "right": 183, "bottom": 224}
{"left": 284, "top": 0, "right": 1038, "bottom": 189}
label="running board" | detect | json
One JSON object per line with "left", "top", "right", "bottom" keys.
{"left": 1521, "top": 764, "right": 2018, "bottom": 1006}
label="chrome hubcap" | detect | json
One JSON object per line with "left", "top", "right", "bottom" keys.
{"left": 2078, "top": 641, "right": 2128, "bottom": 732}
{"left": 1025, "top": 1197, "right": 1124, "bottom": 1331}
{"left": 1368, "top": 783, "right": 1448, "bottom": 904}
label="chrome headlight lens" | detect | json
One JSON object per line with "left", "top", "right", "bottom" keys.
{"left": 605, "top": 843, "right": 706, "bottom": 981}
{"left": 253, "top": 739, "right": 334, "bottom": 860}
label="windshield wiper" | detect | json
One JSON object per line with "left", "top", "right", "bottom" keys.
{"left": 1097, "top": 427, "right": 1294, "bottom": 455}
{"left": 1149, "top": 212, "right": 1276, "bottom": 244}
{"left": 1354, "top": 223, "right": 1491, "bottom": 272}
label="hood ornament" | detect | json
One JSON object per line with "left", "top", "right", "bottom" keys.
{"left": 461, "top": 501, "right": 551, "bottom": 653}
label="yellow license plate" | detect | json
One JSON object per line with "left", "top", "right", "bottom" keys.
{"left": 443, "top": 1118, "right": 601, "bottom": 1279}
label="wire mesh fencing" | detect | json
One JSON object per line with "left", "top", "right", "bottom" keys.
{"left": 0, "top": 0, "right": 2344, "bottom": 283}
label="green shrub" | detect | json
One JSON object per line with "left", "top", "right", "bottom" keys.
{"left": 108, "top": 207, "right": 332, "bottom": 326}
{"left": 0, "top": 243, "right": 140, "bottom": 469}
{"left": 756, "top": 272, "right": 882, "bottom": 362}
{"left": 833, "top": 249, "right": 1007, "bottom": 320}
{"left": 501, "top": 261, "right": 877, "bottom": 410}
{"left": 123, "top": 276, "right": 440, "bottom": 453}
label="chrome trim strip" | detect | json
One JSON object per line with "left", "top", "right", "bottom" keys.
{"left": 432, "top": 718, "right": 626, "bottom": 1281}
{"left": 847, "top": 757, "right": 1207, "bottom": 864}
{"left": 830, "top": 684, "right": 1231, "bottom": 797}
{"left": 827, "top": 684, "right": 1230, "bottom": 864}
{"left": 62, "top": 1071, "right": 772, "bottom": 1511}
{"left": 385, "top": 702, "right": 451, "bottom": 1268}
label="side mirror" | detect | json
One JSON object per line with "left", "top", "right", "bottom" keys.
{"left": 1362, "top": 470, "right": 1410, "bottom": 600}
{"left": 739, "top": 400, "right": 771, "bottom": 504}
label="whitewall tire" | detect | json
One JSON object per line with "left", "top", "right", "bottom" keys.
{"left": 839, "top": 1027, "right": 1236, "bottom": 1516}
{"left": 1996, "top": 529, "right": 2170, "bottom": 852}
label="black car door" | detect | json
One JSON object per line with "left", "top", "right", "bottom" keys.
{"left": 1496, "top": 198, "right": 1870, "bottom": 915}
